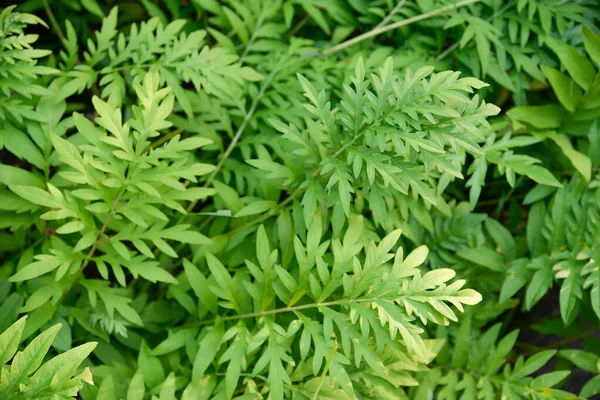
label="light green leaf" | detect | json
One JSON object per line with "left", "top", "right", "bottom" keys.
{"left": 530, "top": 370, "right": 570, "bottom": 389}
{"left": 457, "top": 248, "right": 506, "bottom": 272}
{"left": 151, "top": 329, "right": 194, "bottom": 356}
{"left": 511, "top": 350, "right": 556, "bottom": 380}
{"left": 10, "top": 255, "right": 60, "bottom": 282}
{"left": 0, "top": 316, "right": 27, "bottom": 367}
{"left": 582, "top": 375, "right": 600, "bottom": 398}
{"left": 192, "top": 326, "right": 224, "bottom": 379}
{"left": 33, "top": 342, "right": 97, "bottom": 391}
{"left": 541, "top": 66, "right": 582, "bottom": 112}
{"left": 127, "top": 370, "right": 145, "bottom": 400}
{"left": 0, "top": 123, "right": 46, "bottom": 170}
{"left": 583, "top": 26, "right": 600, "bottom": 66}
{"left": 181, "top": 375, "right": 217, "bottom": 400}
{"left": 159, "top": 373, "right": 177, "bottom": 400}
{"left": 10, "top": 186, "right": 59, "bottom": 208}
{"left": 235, "top": 200, "right": 277, "bottom": 217}
{"left": 540, "top": 132, "right": 592, "bottom": 182}
{"left": 559, "top": 350, "right": 599, "bottom": 373}
{"left": 81, "top": 0, "right": 105, "bottom": 17}
{"left": 0, "top": 324, "right": 61, "bottom": 398}
{"left": 223, "top": 7, "right": 249, "bottom": 43}
{"left": 0, "top": 165, "right": 45, "bottom": 188}
{"left": 183, "top": 259, "right": 218, "bottom": 314}
{"left": 507, "top": 105, "right": 566, "bottom": 129}
{"left": 546, "top": 38, "right": 596, "bottom": 91}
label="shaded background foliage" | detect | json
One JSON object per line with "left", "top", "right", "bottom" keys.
{"left": 1, "top": 0, "right": 600, "bottom": 399}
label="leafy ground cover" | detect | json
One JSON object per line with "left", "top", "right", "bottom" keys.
{"left": 1, "top": 0, "right": 600, "bottom": 398}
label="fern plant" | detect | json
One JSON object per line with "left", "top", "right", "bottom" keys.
{"left": 0, "top": 316, "right": 96, "bottom": 399}
{"left": 9, "top": 68, "right": 215, "bottom": 337}
{"left": 2, "top": 1, "right": 600, "bottom": 399}
{"left": 57, "top": 7, "right": 263, "bottom": 114}
{"left": 498, "top": 27, "right": 600, "bottom": 323}
{"left": 413, "top": 319, "right": 580, "bottom": 399}
{"left": 0, "top": 6, "right": 57, "bottom": 208}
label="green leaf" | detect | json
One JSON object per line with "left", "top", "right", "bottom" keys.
{"left": 583, "top": 26, "right": 600, "bottom": 66}
{"left": 50, "top": 133, "right": 85, "bottom": 173}
{"left": 81, "top": 0, "right": 104, "bottom": 17}
{"left": 213, "top": 181, "right": 244, "bottom": 212}
{"left": 30, "top": 341, "right": 97, "bottom": 392}
{"left": 302, "top": 3, "right": 330, "bottom": 34}
{"left": 500, "top": 260, "right": 531, "bottom": 303}
{"left": 527, "top": 203, "right": 547, "bottom": 257}
{"left": 523, "top": 184, "right": 556, "bottom": 205}
{"left": 0, "top": 123, "right": 46, "bottom": 170}
{"left": 151, "top": 329, "right": 194, "bottom": 356}
{"left": 581, "top": 375, "right": 600, "bottom": 398}
{"left": 9, "top": 186, "right": 59, "bottom": 208}
{"left": 223, "top": 7, "right": 249, "bottom": 43}
{"left": 546, "top": 37, "right": 596, "bottom": 91}
{"left": 0, "top": 316, "right": 27, "bottom": 367}
{"left": 192, "top": 326, "right": 224, "bottom": 379}
{"left": 0, "top": 324, "right": 61, "bottom": 398}
{"left": 56, "top": 220, "right": 85, "bottom": 234}
{"left": 511, "top": 350, "right": 556, "bottom": 380}
{"left": 452, "top": 315, "right": 471, "bottom": 368}
{"left": 138, "top": 343, "right": 164, "bottom": 389}
{"left": 507, "top": 105, "right": 566, "bottom": 129}
{"left": 456, "top": 248, "right": 506, "bottom": 272}
{"left": 540, "top": 132, "right": 592, "bottom": 182}
{"left": 484, "top": 218, "right": 516, "bottom": 261}
{"left": 137, "top": 265, "right": 177, "bottom": 284}
{"left": 559, "top": 350, "right": 599, "bottom": 373}
{"left": 183, "top": 259, "right": 218, "bottom": 314}
{"left": 475, "top": 32, "right": 490, "bottom": 76}
{"left": 541, "top": 66, "right": 582, "bottom": 112}
{"left": 10, "top": 255, "right": 60, "bottom": 282}
{"left": 239, "top": 67, "right": 264, "bottom": 81}
{"left": 0, "top": 165, "right": 45, "bottom": 188}
{"left": 525, "top": 261, "right": 553, "bottom": 310}
{"left": 505, "top": 161, "right": 562, "bottom": 188}
{"left": 159, "top": 373, "right": 177, "bottom": 400}
{"left": 235, "top": 200, "right": 277, "bottom": 217}
{"left": 181, "top": 375, "right": 217, "bottom": 400}
{"left": 127, "top": 370, "right": 145, "bottom": 400}
{"left": 530, "top": 370, "right": 570, "bottom": 389}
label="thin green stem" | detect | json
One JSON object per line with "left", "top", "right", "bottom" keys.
{"left": 181, "top": 296, "right": 386, "bottom": 328}
{"left": 324, "top": 0, "right": 481, "bottom": 56}
{"left": 216, "top": 372, "right": 269, "bottom": 383}
{"left": 177, "top": 63, "right": 284, "bottom": 225}
{"left": 436, "top": 41, "right": 461, "bottom": 62}
{"left": 312, "top": 339, "right": 338, "bottom": 400}
{"left": 228, "top": 187, "right": 301, "bottom": 236}
{"left": 208, "top": 84, "right": 427, "bottom": 237}
{"left": 289, "top": 14, "right": 310, "bottom": 37}
{"left": 240, "top": 5, "right": 268, "bottom": 64}
{"left": 493, "top": 175, "right": 524, "bottom": 219}
{"left": 477, "top": 193, "right": 526, "bottom": 207}
{"left": 148, "top": 128, "right": 183, "bottom": 151}
{"left": 57, "top": 178, "right": 129, "bottom": 304}
{"left": 436, "top": 1, "right": 515, "bottom": 61}
{"left": 375, "top": 0, "right": 408, "bottom": 29}
{"left": 41, "top": 0, "right": 67, "bottom": 47}
{"left": 222, "top": 126, "right": 371, "bottom": 238}
{"left": 204, "top": 68, "right": 279, "bottom": 188}
{"left": 517, "top": 327, "right": 600, "bottom": 356}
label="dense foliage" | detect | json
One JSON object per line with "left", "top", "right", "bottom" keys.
{"left": 1, "top": 0, "right": 600, "bottom": 398}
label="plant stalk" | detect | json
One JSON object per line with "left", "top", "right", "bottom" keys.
{"left": 324, "top": 0, "right": 481, "bottom": 56}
